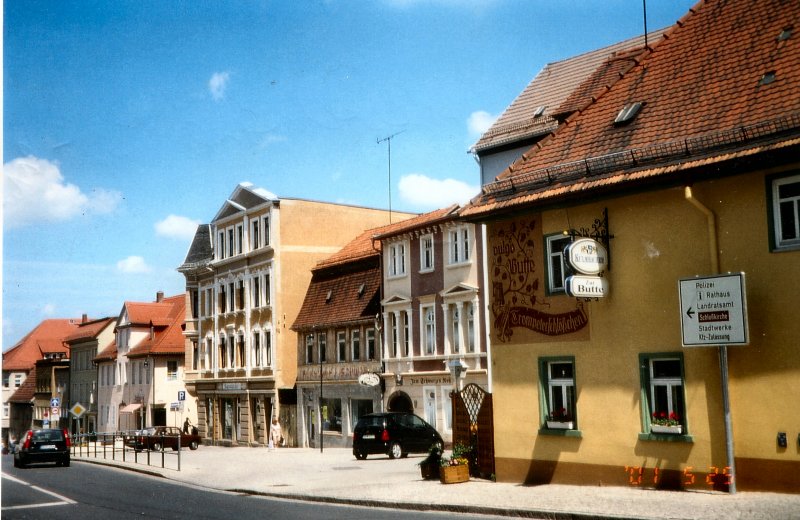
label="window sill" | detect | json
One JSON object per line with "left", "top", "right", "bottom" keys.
{"left": 538, "top": 428, "right": 582, "bottom": 438}
{"left": 772, "top": 244, "right": 800, "bottom": 253}
{"left": 446, "top": 261, "right": 472, "bottom": 269}
{"left": 638, "top": 432, "right": 694, "bottom": 443}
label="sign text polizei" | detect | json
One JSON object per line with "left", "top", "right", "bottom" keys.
{"left": 679, "top": 273, "right": 748, "bottom": 347}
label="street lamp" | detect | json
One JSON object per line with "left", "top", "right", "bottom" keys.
{"left": 447, "top": 358, "right": 469, "bottom": 392}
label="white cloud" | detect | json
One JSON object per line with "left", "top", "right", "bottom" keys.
{"left": 155, "top": 214, "right": 201, "bottom": 241}
{"left": 42, "top": 303, "right": 57, "bottom": 316}
{"left": 398, "top": 174, "right": 479, "bottom": 210}
{"left": 117, "top": 256, "right": 151, "bottom": 274}
{"left": 3, "top": 156, "right": 122, "bottom": 228}
{"left": 209, "top": 72, "right": 231, "bottom": 101}
{"left": 468, "top": 110, "right": 498, "bottom": 136}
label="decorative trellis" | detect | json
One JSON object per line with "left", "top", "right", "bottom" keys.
{"left": 452, "top": 383, "right": 495, "bottom": 479}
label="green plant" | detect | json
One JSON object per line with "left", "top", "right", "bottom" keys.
{"left": 440, "top": 442, "right": 471, "bottom": 467}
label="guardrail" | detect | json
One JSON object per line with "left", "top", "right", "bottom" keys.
{"left": 70, "top": 431, "right": 184, "bottom": 471}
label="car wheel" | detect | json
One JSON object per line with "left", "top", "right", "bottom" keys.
{"left": 152, "top": 442, "right": 162, "bottom": 452}
{"left": 189, "top": 441, "right": 199, "bottom": 450}
{"left": 355, "top": 451, "right": 367, "bottom": 460}
{"left": 388, "top": 442, "right": 403, "bottom": 459}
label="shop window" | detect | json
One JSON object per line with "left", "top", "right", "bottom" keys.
{"left": 769, "top": 172, "right": 800, "bottom": 250}
{"left": 639, "top": 353, "right": 689, "bottom": 437}
{"left": 545, "top": 234, "right": 571, "bottom": 294}
{"left": 351, "top": 399, "right": 373, "bottom": 428}
{"left": 321, "top": 398, "right": 342, "bottom": 432}
{"left": 538, "top": 356, "right": 577, "bottom": 432}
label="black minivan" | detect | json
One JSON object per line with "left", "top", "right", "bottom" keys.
{"left": 352, "top": 412, "right": 443, "bottom": 460}
{"left": 14, "top": 428, "right": 71, "bottom": 468}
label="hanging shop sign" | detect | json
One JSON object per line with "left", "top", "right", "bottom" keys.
{"left": 565, "top": 275, "right": 609, "bottom": 298}
{"left": 358, "top": 373, "right": 381, "bottom": 387}
{"left": 565, "top": 238, "right": 608, "bottom": 275}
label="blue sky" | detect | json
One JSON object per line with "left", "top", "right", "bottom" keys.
{"left": 3, "top": 0, "right": 696, "bottom": 349}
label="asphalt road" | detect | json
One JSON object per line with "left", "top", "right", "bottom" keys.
{"left": 1, "top": 456, "right": 510, "bottom": 520}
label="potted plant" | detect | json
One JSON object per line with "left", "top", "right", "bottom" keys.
{"left": 651, "top": 411, "right": 682, "bottom": 434}
{"left": 546, "top": 408, "right": 574, "bottom": 429}
{"left": 439, "top": 442, "right": 470, "bottom": 484}
{"left": 419, "top": 445, "right": 442, "bottom": 480}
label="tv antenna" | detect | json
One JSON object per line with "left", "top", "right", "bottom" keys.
{"left": 377, "top": 130, "right": 405, "bottom": 223}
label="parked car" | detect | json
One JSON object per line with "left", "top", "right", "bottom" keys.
{"left": 352, "top": 412, "right": 443, "bottom": 460}
{"left": 13, "top": 428, "right": 70, "bottom": 468}
{"left": 127, "top": 426, "right": 201, "bottom": 451}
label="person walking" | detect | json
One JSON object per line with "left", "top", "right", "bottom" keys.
{"left": 269, "top": 417, "right": 282, "bottom": 450}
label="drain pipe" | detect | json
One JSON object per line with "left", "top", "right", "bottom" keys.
{"left": 684, "top": 186, "right": 736, "bottom": 494}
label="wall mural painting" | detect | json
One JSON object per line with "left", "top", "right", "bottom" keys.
{"left": 489, "top": 216, "right": 589, "bottom": 344}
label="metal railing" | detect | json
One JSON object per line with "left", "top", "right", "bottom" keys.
{"left": 70, "top": 431, "right": 184, "bottom": 471}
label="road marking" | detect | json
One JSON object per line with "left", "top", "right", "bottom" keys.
{"left": 1, "top": 472, "right": 77, "bottom": 511}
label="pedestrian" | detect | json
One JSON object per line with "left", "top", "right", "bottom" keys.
{"left": 270, "top": 417, "right": 282, "bottom": 450}
{"left": 183, "top": 418, "right": 191, "bottom": 434}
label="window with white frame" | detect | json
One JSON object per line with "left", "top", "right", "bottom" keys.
{"left": 423, "top": 306, "right": 436, "bottom": 355}
{"left": 351, "top": 329, "right": 361, "bottom": 361}
{"left": 420, "top": 234, "right": 434, "bottom": 272}
{"left": 237, "top": 280, "right": 245, "bottom": 310}
{"left": 305, "top": 334, "right": 314, "bottom": 364}
{"left": 366, "top": 328, "right": 376, "bottom": 360}
{"left": 219, "top": 335, "right": 228, "bottom": 369}
{"left": 337, "top": 331, "right": 347, "bottom": 362}
{"left": 402, "top": 312, "right": 410, "bottom": 357}
{"left": 390, "top": 313, "right": 398, "bottom": 357}
{"left": 641, "top": 354, "right": 686, "bottom": 434}
{"left": 539, "top": 357, "right": 576, "bottom": 429}
{"left": 265, "top": 331, "right": 272, "bottom": 367}
{"left": 263, "top": 216, "right": 271, "bottom": 246}
{"left": 771, "top": 173, "right": 800, "bottom": 250}
{"left": 467, "top": 302, "right": 476, "bottom": 353}
{"left": 253, "top": 330, "right": 262, "bottom": 367}
{"left": 219, "top": 284, "right": 227, "bottom": 313}
{"left": 237, "top": 333, "right": 245, "bottom": 367}
{"left": 252, "top": 276, "right": 261, "bottom": 308}
{"left": 227, "top": 228, "right": 235, "bottom": 258}
{"left": 203, "top": 338, "right": 211, "bottom": 370}
{"left": 388, "top": 242, "right": 406, "bottom": 277}
{"left": 167, "top": 360, "right": 178, "bottom": 381}
{"left": 205, "top": 288, "right": 213, "bottom": 316}
{"left": 236, "top": 224, "right": 244, "bottom": 255}
{"left": 251, "top": 218, "right": 261, "bottom": 250}
{"left": 264, "top": 273, "right": 271, "bottom": 305}
{"left": 229, "top": 334, "right": 237, "bottom": 368}
{"left": 15, "top": 374, "right": 22, "bottom": 387}
{"left": 218, "top": 231, "right": 225, "bottom": 260}
{"left": 318, "top": 333, "right": 327, "bottom": 363}
{"left": 448, "top": 225, "right": 471, "bottom": 264}
{"left": 228, "top": 282, "right": 235, "bottom": 312}
{"left": 451, "top": 306, "right": 461, "bottom": 353}
{"left": 545, "top": 234, "right": 572, "bottom": 294}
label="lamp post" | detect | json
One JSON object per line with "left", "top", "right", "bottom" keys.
{"left": 319, "top": 329, "right": 323, "bottom": 454}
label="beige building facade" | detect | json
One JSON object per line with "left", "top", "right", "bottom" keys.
{"left": 179, "top": 183, "right": 402, "bottom": 447}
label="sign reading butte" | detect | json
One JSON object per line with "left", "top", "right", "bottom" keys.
{"left": 564, "top": 238, "right": 609, "bottom": 298}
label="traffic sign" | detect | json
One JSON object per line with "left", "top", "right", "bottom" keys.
{"left": 70, "top": 402, "right": 87, "bottom": 418}
{"left": 51, "top": 406, "right": 60, "bottom": 418}
{"left": 679, "top": 273, "right": 748, "bottom": 347}
{"left": 178, "top": 390, "right": 186, "bottom": 401}
{"left": 50, "top": 397, "right": 61, "bottom": 407}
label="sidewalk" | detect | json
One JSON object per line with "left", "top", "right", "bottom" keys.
{"left": 73, "top": 446, "right": 800, "bottom": 519}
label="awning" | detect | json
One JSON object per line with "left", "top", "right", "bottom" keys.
{"left": 120, "top": 403, "right": 142, "bottom": 413}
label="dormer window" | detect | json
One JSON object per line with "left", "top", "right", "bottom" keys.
{"left": 533, "top": 105, "right": 547, "bottom": 118}
{"left": 614, "top": 102, "right": 643, "bottom": 125}
{"left": 759, "top": 71, "right": 776, "bottom": 86}
{"left": 326, "top": 290, "right": 333, "bottom": 303}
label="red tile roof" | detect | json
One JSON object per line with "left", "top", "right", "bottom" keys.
{"left": 472, "top": 28, "right": 669, "bottom": 153}
{"left": 373, "top": 205, "right": 459, "bottom": 240}
{"left": 93, "top": 341, "right": 117, "bottom": 363}
{"left": 64, "top": 317, "right": 115, "bottom": 343}
{"left": 127, "top": 294, "right": 186, "bottom": 358}
{"left": 8, "top": 366, "right": 36, "bottom": 404}
{"left": 2, "top": 319, "right": 82, "bottom": 371}
{"left": 463, "top": 0, "right": 800, "bottom": 217}
{"left": 292, "top": 261, "right": 381, "bottom": 330}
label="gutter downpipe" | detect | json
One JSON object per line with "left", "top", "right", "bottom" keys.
{"left": 684, "top": 186, "right": 736, "bottom": 494}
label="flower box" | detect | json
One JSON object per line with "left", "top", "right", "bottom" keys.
{"left": 440, "top": 464, "right": 469, "bottom": 484}
{"left": 651, "top": 424, "right": 682, "bottom": 434}
{"left": 546, "top": 420, "right": 574, "bottom": 430}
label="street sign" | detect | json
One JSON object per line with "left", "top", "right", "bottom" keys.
{"left": 170, "top": 402, "right": 184, "bottom": 411}
{"left": 50, "top": 397, "right": 61, "bottom": 407}
{"left": 51, "top": 406, "right": 60, "bottom": 418}
{"left": 70, "top": 402, "right": 87, "bottom": 418}
{"left": 178, "top": 390, "right": 186, "bottom": 401}
{"left": 679, "top": 273, "right": 749, "bottom": 347}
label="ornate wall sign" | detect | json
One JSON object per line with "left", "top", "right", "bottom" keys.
{"left": 489, "top": 216, "right": 589, "bottom": 344}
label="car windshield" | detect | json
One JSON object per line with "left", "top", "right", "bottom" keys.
{"left": 32, "top": 430, "right": 63, "bottom": 442}
{"left": 358, "top": 416, "right": 385, "bottom": 428}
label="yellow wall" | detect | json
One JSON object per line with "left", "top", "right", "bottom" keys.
{"left": 488, "top": 166, "right": 800, "bottom": 490}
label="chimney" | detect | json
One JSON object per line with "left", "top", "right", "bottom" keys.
{"left": 156, "top": 291, "right": 164, "bottom": 303}
{"left": 82, "top": 313, "right": 88, "bottom": 323}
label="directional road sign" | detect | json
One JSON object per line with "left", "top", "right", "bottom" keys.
{"left": 679, "top": 273, "right": 749, "bottom": 347}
